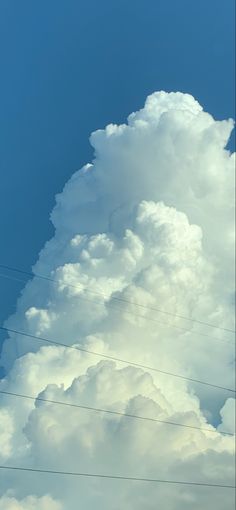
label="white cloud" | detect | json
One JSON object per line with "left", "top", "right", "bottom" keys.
{"left": 0, "top": 91, "right": 235, "bottom": 509}
{"left": 0, "top": 495, "right": 62, "bottom": 510}
{"left": 218, "top": 398, "right": 236, "bottom": 434}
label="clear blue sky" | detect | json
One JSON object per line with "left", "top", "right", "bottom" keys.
{"left": 0, "top": 0, "right": 235, "bottom": 346}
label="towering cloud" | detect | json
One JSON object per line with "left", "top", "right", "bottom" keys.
{"left": 0, "top": 92, "right": 235, "bottom": 509}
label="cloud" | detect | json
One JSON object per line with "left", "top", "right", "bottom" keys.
{"left": 218, "top": 398, "right": 236, "bottom": 434}
{"left": 0, "top": 91, "right": 235, "bottom": 509}
{"left": 0, "top": 495, "right": 62, "bottom": 510}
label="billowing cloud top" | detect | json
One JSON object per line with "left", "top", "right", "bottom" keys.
{"left": 0, "top": 92, "right": 235, "bottom": 509}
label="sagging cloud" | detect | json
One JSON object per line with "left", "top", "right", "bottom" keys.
{"left": 0, "top": 92, "right": 235, "bottom": 509}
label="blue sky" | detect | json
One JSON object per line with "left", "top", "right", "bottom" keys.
{"left": 0, "top": 0, "right": 235, "bottom": 342}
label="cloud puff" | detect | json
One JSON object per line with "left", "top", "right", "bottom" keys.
{"left": 0, "top": 495, "right": 62, "bottom": 510}
{"left": 0, "top": 92, "right": 235, "bottom": 509}
{"left": 218, "top": 398, "right": 236, "bottom": 434}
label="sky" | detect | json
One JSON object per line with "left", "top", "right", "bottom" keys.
{"left": 0, "top": 1, "right": 235, "bottom": 509}
{"left": 0, "top": 0, "right": 235, "bottom": 334}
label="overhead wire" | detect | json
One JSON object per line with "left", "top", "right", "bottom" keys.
{"left": 0, "top": 271, "right": 234, "bottom": 346}
{"left": 0, "top": 263, "right": 235, "bottom": 333}
{"left": 0, "top": 465, "right": 235, "bottom": 489}
{"left": 0, "top": 388, "right": 233, "bottom": 436}
{"left": 1, "top": 326, "right": 235, "bottom": 393}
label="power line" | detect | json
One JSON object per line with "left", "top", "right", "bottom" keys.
{"left": 0, "top": 263, "right": 234, "bottom": 335}
{"left": 0, "top": 272, "right": 234, "bottom": 347}
{"left": 1, "top": 389, "right": 233, "bottom": 436}
{"left": 0, "top": 465, "right": 234, "bottom": 489}
{"left": 1, "top": 326, "right": 235, "bottom": 393}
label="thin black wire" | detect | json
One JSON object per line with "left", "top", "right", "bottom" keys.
{"left": 0, "top": 465, "right": 234, "bottom": 488}
{"left": 0, "top": 389, "right": 233, "bottom": 436}
{"left": 0, "top": 263, "right": 234, "bottom": 334}
{"left": 0, "top": 273, "right": 233, "bottom": 347}
{"left": 1, "top": 326, "right": 235, "bottom": 393}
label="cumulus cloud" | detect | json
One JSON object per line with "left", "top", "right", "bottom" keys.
{"left": 218, "top": 398, "right": 235, "bottom": 434}
{"left": 0, "top": 495, "right": 62, "bottom": 510}
{"left": 0, "top": 91, "right": 235, "bottom": 509}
